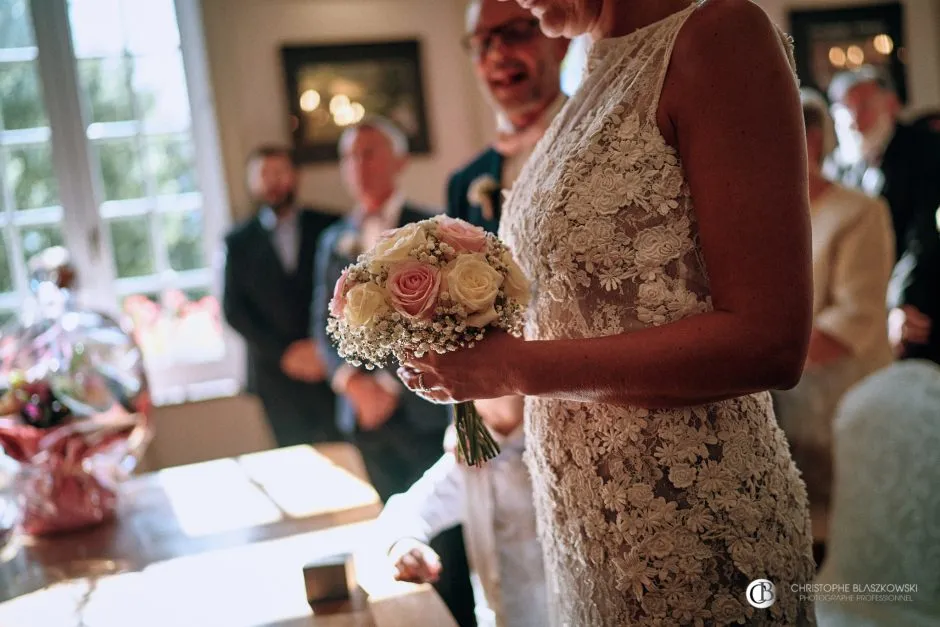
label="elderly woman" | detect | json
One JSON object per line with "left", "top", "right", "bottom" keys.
{"left": 773, "top": 89, "right": 895, "bottom": 565}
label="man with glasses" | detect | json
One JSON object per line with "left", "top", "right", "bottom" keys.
{"left": 435, "top": 4, "right": 568, "bottom": 624}
{"left": 828, "top": 67, "right": 940, "bottom": 365}
{"left": 446, "top": 0, "right": 569, "bottom": 234}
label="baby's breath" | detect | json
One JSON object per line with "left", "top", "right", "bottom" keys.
{"left": 327, "top": 217, "right": 528, "bottom": 464}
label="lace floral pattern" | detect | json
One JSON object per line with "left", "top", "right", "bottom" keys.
{"left": 499, "top": 3, "right": 815, "bottom": 625}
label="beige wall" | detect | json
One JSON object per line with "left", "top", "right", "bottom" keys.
{"left": 201, "top": 0, "right": 493, "bottom": 223}
{"left": 756, "top": 0, "right": 940, "bottom": 113}
{"left": 202, "top": 0, "right": 940, "bottom": 224}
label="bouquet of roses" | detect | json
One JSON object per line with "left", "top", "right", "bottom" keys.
{"left": 326, "top": 215, "right": 530, "bottom": 466}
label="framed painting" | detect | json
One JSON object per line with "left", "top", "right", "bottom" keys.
{"left": 281, "top": 40, "right": 432, "bottom": 163}
{"left": 789, "top": 3, "right": 907, "bottom": 103}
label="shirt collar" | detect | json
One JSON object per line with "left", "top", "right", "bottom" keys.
{"left": 258, "top": 205, "right": 299, "bottom": 231}
{"left": 356, "top": 190, "right": 406, "bottom": 227}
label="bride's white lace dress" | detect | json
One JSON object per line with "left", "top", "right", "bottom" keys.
{"left": 499, "top": 2, "right": 816, "bottom": 625}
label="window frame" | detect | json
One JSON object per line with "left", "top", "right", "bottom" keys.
{"left": 10, "top": 0, "right": 239, "bottom": 404}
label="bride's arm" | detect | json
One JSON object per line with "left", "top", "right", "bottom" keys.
{"left": 405, "top": 1, "right": 812, "bottom": 408}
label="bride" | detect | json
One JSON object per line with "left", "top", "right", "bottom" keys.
{"left": 400, "top": 0, "right": 816, "bottom": 624}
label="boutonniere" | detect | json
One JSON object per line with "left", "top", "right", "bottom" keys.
{"left": 467, "top": 174, "right": 500, "bottom": 222}
{"left": 336, "top": 231, "right": 362, "bottom": 259}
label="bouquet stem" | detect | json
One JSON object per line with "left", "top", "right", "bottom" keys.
{"left": 454, "top": 402, "right": 500, "bottom": 467}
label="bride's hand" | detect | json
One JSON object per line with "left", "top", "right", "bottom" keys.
{"left": 397, "top": 331, "right": 526, "bottom": 404}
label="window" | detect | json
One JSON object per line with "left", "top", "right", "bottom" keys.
{"left": 0, "top": 0, "right": 234, "bottom": 404}
{"left": 0, "top": 0, "right": 59, "bottom": 318}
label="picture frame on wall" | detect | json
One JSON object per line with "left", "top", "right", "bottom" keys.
{"left": 281, "top": 40, "right": 432, "bottom": 163}
{"left": 789, "top": 2, "right": 907, "bottom": 104}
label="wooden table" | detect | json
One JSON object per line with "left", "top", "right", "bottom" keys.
{"left": 0, "top": 444, "right": 456, "bottom": 627}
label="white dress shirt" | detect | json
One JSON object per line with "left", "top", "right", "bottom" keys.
{"left": 376, "top": 426, "right": 547, "bottom": 627}
{"left": 258, "top": 205, "right": 301, "bottom": 272}
{"left": 359, "top": 190, "right": 407, "bottom": 251}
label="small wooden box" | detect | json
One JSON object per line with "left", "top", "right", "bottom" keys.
{"left": 303, "top": 553, "right": 354, "bottom": 604}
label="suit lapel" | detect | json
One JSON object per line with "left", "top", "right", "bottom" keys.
{"left": 482, "top": 149, "right": 504, "bottom": 231}
{"left": 487, "top": 148, "right": 504, "bottom": 188}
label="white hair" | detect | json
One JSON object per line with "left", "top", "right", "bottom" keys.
{"left": 338, "top": 115, "right": 409, "bottom": 157}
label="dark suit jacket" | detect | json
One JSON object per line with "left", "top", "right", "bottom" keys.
{"left": 222, "top": 207, "right": 340, "bottom": 444}
{"left": 888, "top": 207, "right": 940, "bottom": 363}
{"left": 446, "top": 147, "right": 503, "bottom": 234}
{"left": 835, "top": 123, "right": 940, "bottom": 363}
{"left": 837, "top": 124, "right": 940, "bottom": 260}
{"left": 313, "top": 203, "right": 450, "bottom": 438}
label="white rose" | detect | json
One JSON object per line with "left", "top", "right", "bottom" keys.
{"left": 634, "top": 225, "right": 684, "bottom": 268}
{"left": 445, "top": 254, "right": 504, "bottom": 327}
{"left": 369, "top": 223, "right": 427, "bottom": 267}
{"left": 501, "top": 251, "right": 531, "bottom": 306}
{"left": 343, "top": 282, "right": 389, "bottom": 328}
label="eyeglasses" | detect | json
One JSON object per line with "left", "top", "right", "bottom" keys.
{"left": 462, "top": 18, "right": 542, "bottom": 58}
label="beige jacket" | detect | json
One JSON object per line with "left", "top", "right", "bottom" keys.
{"left": 809, "top": 183, "right": 895, "bottom": 375}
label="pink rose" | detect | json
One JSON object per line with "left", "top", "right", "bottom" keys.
{"left": 329, "top": 268, "right": 350, "bottom": 317}
{"left": 435, "top": 216, "right": 487, "bottom": 253}
{"left": 387, "top": 261, "right": 441, "bottom": 320}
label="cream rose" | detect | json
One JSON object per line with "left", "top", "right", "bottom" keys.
{"left": 369, "top": 223, "right": 426, "bottom": 266}
{"left": 445, "top": 254, "right": 503, "bottom": 327}
{"left": 387, "top": 261, "right": 441, "bottom": 320}
{"left": 343, "top": 282, "right": 389, "bottom": 327}
{"left": 501, "top": 251, "right": 531, "bottom": 306}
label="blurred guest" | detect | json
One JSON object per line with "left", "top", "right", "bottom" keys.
{"left": 772, "top": 89, "right": 895, "bottom": 565}
{"left": 887, "top": 205, "right": 940, "bottom": 363}
{"left": 377, "top": 395, "right": 545, "bottom": 627}
{"left": 828, "top": 66, "right": 940, "bottom": 364}
{"left": 912, "top": 110, "right": 940, "bottom": 134}
{"left": 221, "top": 145, "right": 338, "bottom": 447}
{"left": 815, "top": 360, "right": 940, "bottom": 627}
{"left": 446, "top": 0, "right": 569, "bottom": 234}
{"left": 313, "top": 117, "right": 476, "bottom": 627}
{"left": 442, "top": 0, "right": 569, "bottom": 478}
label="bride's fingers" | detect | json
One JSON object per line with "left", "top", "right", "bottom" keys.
{"left": 402, "top": 350, "right": 439, "bottom": 371}
{"left": 397, "top": 367, "right": 447, "bottom": 395}
{"left": 397, "top": 366, "right": 423, "bottom": 390}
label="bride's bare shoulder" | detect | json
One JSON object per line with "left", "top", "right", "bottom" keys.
{"left": 671, "top": 0, "right": 786, "bottom": 73}
{"left": 664, "top": 0, "right": 795, "bottom": 105}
